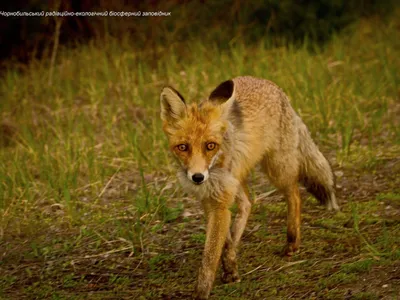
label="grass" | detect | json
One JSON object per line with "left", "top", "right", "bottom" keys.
{"left": 1, "top": 8, "right": 400, "bottom": 299}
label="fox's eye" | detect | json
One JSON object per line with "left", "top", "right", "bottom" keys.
{"left": 206, "top": 142, "right": 216, "bottom": 151}
{"left": 177, "top": 144, "right": 188, "bottom": 151}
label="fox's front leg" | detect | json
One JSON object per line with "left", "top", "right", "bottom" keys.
{"left": 221, "top": 183, "right": 251, "bottom": 283}
{"left": 194, "top": 205, "right": 231, "bottom": 300}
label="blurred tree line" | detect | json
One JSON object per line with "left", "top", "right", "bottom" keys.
{"left": 0, "top": 0, "right": 397, "bottom": 67}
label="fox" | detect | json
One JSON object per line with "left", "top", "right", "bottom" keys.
{"left": 160, "top": 76, "right": 339, "bottom": 299}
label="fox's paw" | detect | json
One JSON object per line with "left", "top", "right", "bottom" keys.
{"left": 193, "top": 290, "right": 209, "bottom": 300}
{"left": 222, "top": 271, "right": 241, "bottom": 284}
{"left": 193, "top": 278, "right": 212, "bottom": 300}
{"left": 326, "top": 193, "right": 340, "bottom": 211}
{"left": 283, "top": 243, "right": 299, "bottom": 257}
{"left": 326, "top": 201, "right": 340, "bottom": 212}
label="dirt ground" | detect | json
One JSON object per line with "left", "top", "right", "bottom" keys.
{"left": 2, "top": 148, "right": 399, "bottom": 299}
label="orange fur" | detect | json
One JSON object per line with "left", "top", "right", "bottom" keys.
{"left": 160, "top": 76, "right": 339, "bottom": 299}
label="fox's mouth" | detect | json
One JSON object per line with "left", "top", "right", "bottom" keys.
{"left": 193, "top": 181, "right": 205, "bottom": 185}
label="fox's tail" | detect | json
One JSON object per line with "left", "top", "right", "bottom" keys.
{"left": 298, "top": 122, "right": 339, "bottom": 211}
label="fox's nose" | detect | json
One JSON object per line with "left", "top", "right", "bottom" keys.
{"left": 192, "top": 173, "right": 205, "bottom": 183}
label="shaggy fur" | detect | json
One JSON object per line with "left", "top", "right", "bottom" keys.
{"left": 160, "top": 76, "right": 339, "bottom": 300}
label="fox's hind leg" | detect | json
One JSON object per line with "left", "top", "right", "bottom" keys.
{"left": 221, "top": 182, "right": 251, "bottom": 283}
{"left": 282, "top": 183, "right": 301, "bottom": 256}
{"left": 261, "top": 154, "right": 301, "bottom": 256}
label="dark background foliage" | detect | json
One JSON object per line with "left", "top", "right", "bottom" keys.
{"left": 0, "top": 0, "right": 397, "bottom": 66}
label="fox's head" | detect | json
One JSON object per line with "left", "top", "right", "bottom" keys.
{"left": 160, "top": 80, "right": 237, "bottom": 186}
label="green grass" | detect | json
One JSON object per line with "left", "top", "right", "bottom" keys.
{"left": 1, "top": 8, "right": 400, "bottom": 299}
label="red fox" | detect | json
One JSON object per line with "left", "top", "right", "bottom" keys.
{"left": 160, "top": 76, "right": 339, "bottom": 299}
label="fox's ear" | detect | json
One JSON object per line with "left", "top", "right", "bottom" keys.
{"left": 209, "top": 80, "right": 238, "bottom": 121}
{"left": 160, "top": 86, "right": 187, "bottom": 122}
{"left": 209, "top": 80, "right": 235, "bottom": 104}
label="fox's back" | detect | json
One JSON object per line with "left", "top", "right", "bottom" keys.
{"left": 228, "top": 76, "right": 298, "bottom": 151}
{"left": 203, "top": 76, "right": 301, "bottom": 179}
{"left": 231, "top": 76, "right": 294, "bottom": 125}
